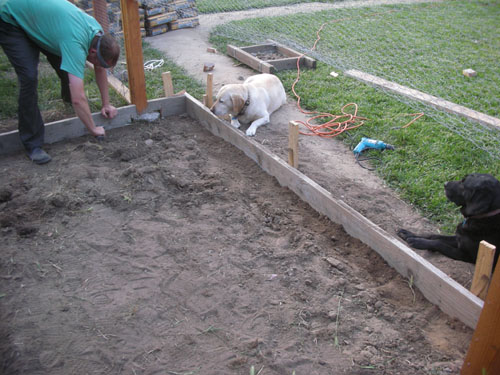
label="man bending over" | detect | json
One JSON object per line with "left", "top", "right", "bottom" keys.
{"left": 0, "top": 0, "right": 120, "bottom": 164}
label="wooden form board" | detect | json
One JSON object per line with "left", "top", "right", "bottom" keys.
{"left": 0, "top": 96, "right": 185, "bottom": 156}
{"left": 227, "top": 39, "right": 316, "bottom": 74}
{"left": 0, "top": 94, "right": 483, "bottom": 329}
{"left": 184, "top": 93, "right": 483, "bottom": 329}
{"left": 345, "top": 69, "right": 500, "bottom": 131}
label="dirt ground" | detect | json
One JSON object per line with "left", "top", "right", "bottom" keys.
{"left": 1, "top": 115, "right": 471, "bottom": 374}
{"left": 0, "top": 1, "right": 476, "bottom": 374}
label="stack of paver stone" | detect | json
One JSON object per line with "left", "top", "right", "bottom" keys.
{"left": 141, "top": 0, "right": 199, "bottom": 36}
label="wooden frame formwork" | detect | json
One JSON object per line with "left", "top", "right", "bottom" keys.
{"left": 226, "top": 39, "right": 317, "bottom": 74}
{"left": 7, "top": 2, "right": 498, "bottom": 371}
{"left": 0, "top": 94, "right": 484, "bottom": 332}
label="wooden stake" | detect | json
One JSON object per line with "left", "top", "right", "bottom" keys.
{"left": 288, "top": 121, "right": 299, "bottom": 168}
{"left": 461, "top": 258, "right": 500, "bottom": 374}
{"left": 203, "top": 94, "right": 208, "bottom": 107}
{"left": 470, "top": 241, "right": 496, "bottom": 300}
{"left": 162, "top": 71, "right": 174, "bottom": 97}
{"left": 206, "top": 73, "right": 213, "bottom": 108}
{"left": 120, "top": 0, "right": 147, "bottom": 113}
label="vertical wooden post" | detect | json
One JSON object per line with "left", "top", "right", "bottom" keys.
{"left": 470, "top": 241, "right": 496, "bottom": 300}
{"left": 461, "top": 260, "right": 500, "bottom": 374}
{"left": 206, "top": 73, "right": 213, "bottom": 108}
{"left": 162, "top": 71, "right": 174, "bottom": 97}
{"left": 120, "top": 0, "right": 147, "bottom": 113}
{"left": 288, "top": 121, "right": 299, "bottom": 168}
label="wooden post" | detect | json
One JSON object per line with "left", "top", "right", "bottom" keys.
{"left": 162, "top": 71, "right": 174, "bottom": 97}
{"left": 461, "top": 260, "right": 500, "bottom": 374}
{"left": 288, "top": 121, "right": 299, "bottom": 168}
{"left": 206, "top": 73, "right": 213, "bottom": 108}
{"left": 120, "top": 0, "right": 147, "bottom": 113}
{"left": 470, "top": 241, "right": 497, "bottom": 300}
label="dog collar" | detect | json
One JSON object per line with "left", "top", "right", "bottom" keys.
{"left": 466, "top": 208, "right": 500, "bottom": 220}
{"left": 236, "top": 98, "right": 250, "bottom": 117}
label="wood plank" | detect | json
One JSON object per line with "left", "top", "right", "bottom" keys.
{"left": 107, "top": 73, "right": 131, "bottom": 103}
{"left": 162, "top": 71, "right": 174, "bottom": 97}
{"left": 462, "top": 261, "right": 500, "bottom": 374}
{"left": 227, "top": 44, "right": 275, "bottom": 73}
{"left": 269, "top": 39, "right": 316, "bottom": 68}
{"left": 86, "top": 61, "right": 131, "bottom": 104}
{"left": 120, "top": 0, "right": 147, "bottom": 113}
{"left": 227, "top": 45, "right": 259, "bottom": 71}
{"left": 345, "top": 69, "right": 500, "bottom": 130}
{"left": 470, "top": 241, "right": 496, "bottom": 300}
{"left": 0, "top": 96, "right": 186, "bottom": 156}
{"left": 275, "top": 45, "right": 300, "bottom": 57}
{"left": 240, "top": 43, "right": 276, "bottom": 54}
{"left": 269, "top": 58, "right": 300, "bottom": 71}
{"left": 185, "top": 92, "right": 483, "bottom": 329}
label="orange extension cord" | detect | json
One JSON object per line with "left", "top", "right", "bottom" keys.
{"left": 290, "top": 15, "right": 423, "bottom": 137}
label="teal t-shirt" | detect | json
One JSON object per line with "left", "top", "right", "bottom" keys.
{"left": 0, "top": 0, "right": 103, "bottom": 79}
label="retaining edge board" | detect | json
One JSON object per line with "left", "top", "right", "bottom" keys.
{"left": 345, "top": 69, "right": 500, "bottom": 131}
{"left": 0, "top": 95, "right": 186, "bottom": 156}
{"left": 185, "top": 92, "right": 483, "bottom": 329}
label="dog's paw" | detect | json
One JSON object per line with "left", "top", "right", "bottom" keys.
{"left": 230, "top": 118, "right": 241, "bottom": 129}
{"left": 397, "top": 229, "right": 415, "bottom": 241}
{"left": 245, "top": 127, "right": 257, "bottom": 137}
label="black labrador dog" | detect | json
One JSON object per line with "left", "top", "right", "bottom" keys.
{"left": 398, "top": 173, "right": 500, "bottom": 266}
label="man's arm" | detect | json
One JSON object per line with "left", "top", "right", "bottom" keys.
{"left": 94, "top": 65, "right": 117, "bottom": 119}
{"left": 68, "top": 73, "right": 105, "bottom": 137}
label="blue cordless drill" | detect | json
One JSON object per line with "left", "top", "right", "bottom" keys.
{"left": 353, "top": 137, "right": 395, "bottom": 155}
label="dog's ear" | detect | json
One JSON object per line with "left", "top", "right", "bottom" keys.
{"left": 462, "top": 175, "right": 495, "bottom": 216}
{"left": 463, "top": 190, "right": 492, "bottom": 216}
{"left": 231, "top": 94, "right": 245, "bottom": 115}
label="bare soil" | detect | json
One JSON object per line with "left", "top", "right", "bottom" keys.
{"left": 0, "top": 115, "right": 471, "bottom": 374}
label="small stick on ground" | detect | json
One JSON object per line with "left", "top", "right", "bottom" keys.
{"left": 407, "top": 275, "right": 416, "bottom": 303}
{"left": 334, "top": 289, "right": 344, "bottom": 348}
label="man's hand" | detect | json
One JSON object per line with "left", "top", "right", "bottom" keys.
{"left": 101, "top": 104, "right": 117, "bottom": 119}
{"left": 90, "top": 126, "right": 106, "bottom": 137}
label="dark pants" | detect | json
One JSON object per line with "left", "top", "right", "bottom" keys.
{"left": 0, "top": 19, "right": 70, "bottom": 152}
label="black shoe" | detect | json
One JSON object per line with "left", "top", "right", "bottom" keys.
{"left": 28, "top": 148, "right": 52, "bottom": 164}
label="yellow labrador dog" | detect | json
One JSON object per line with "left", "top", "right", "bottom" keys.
{"left": 210, "top": 73, "right": 287, "bottom": 136}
